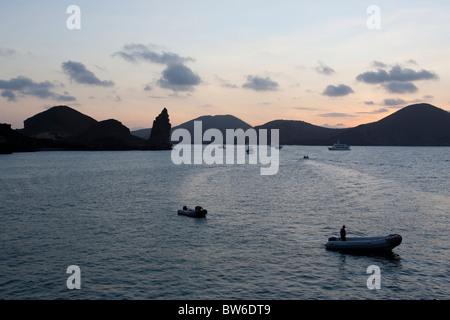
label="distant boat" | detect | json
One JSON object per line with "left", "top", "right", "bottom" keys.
{"left": 328, "top": 140, "right": 351, "bottom": 151}
{"left": 325, "top": 234, "right": 402, "bottom": 252}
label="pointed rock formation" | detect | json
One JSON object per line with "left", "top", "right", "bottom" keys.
{"left": 147, "top": 108, "right": 172, "bottom": 150}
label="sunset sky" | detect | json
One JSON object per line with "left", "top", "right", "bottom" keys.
{"left": 1, "top": 0, "right": 449, "bottom": 130}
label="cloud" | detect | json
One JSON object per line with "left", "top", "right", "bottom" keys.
{"left": 113, "top": 43, "right": 193, "bottom": 65}
{"left": 357, "top": 65, "right": 437, "bottom": 84}
{"left": 322, "top": 84, "right": 354, "bottom": 97}
{"left": 242, "top": 75, "right": 279, "bottom": 91}
{"left": 293, "top": 106, "right": 318, "bottom": 111}
{"left": 157, "top": 63, "right": 201, "bottom": 92}
{"left": 357, "top": 64, "right": 438, "bottom": 94}
{"left": 1, "top": 89, "right": 16, "bottom": 101}
{"left": 357, "top": 108, "right": 388, "bottom": 114}
{"left": 315, "top": 62, "right": 335, "bottom": 75}
{"left": 114, "top": 43, "right": 201, "bottom": 92}
{"left": 61, "top": 61, "right": 114, "bottom": 87}
{"left": 372, "top": 60, "right": 387, "bottom": 68}
{"left": 382, "top": 81, "right": 418, "bottom": 94}
{"left": 383, "top": 98, "right": 407, "bottom": 106}
{"left": 322, "top": 123, "right": 346, "bottom": 128}
{"left": 0, "top": 48, "right": 18, "bottom": 57}
{"left": 215, "top": 75, "right": 238, "bottom": 89}
{"left": 0, "top": 76, "right": 76, "bottom": 102}
{"left": 318, "top": 112, "right": 355, "bottom": 117}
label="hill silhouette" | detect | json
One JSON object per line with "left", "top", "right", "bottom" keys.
{"left": 5, "top": 103, "right": 450, "bottom": 153}
{"left": 74, "top": 119, "right": 146, "bottom": 150}
{"left": 255, "top": 119, "right": 344, "bottom": 145}
{"left": 169, "top": 114, "right": 253, "bottom": 145}
{"left": 256, "top": 103, "right": 450, "bottom": 146}
{"left": 338, "top": 103, "right": 450, "bottom": 146}
{"left": 22, "top": 105, "right": 97, "bottom": 140}
{"left": 132, "top": 114, "right": 253, "bottom": 141}
{"left": 20, "top": 106, "right": 147, "bottom": 150}
{"left": 172, "top": 114, "right": 252, "bottom": 138}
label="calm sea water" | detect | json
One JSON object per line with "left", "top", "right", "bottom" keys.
{"left": 0, "top": 146, "right": 449, "bottom": 300}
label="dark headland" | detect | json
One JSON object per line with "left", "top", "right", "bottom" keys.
{"left": 1, "top": 105, "right": 171, "bottom": 153}
{"left": 1, "top": 103, "right": 449, "bottom": 154}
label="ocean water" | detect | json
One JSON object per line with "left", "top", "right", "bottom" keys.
{"left": 0, "top": 146, "right": 449, "bottom": 300}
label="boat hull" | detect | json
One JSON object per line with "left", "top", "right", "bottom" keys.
{"left": 325, "top": 234, "right": 402, "bottom": 252}
{"left": 177, "top": 209, "right": 207, "bottom": 218}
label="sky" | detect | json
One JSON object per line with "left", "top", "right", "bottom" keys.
{"left": 1, "top": 0, "right": 449, "bottom": 130}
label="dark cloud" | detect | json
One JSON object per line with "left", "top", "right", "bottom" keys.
{"left": 315, "top": 62, "right": 335, "bottom": 75}
{"left": 113, "top": 43, "right": 193, "bottom": 65}
{"left": 242, "top": 75, "right": 279, "bottom": 91}
{"left": 388, "top": 65, "right": 437, "bottom": 82}
{"left": 357, "top": 64, "right": 437, "bottom": 94}
{"left": 322, "top": 84, "right": 354, "bottom": 97}
{"left": 322, "top": 123, "right": 346, "bottom": 128}
{"left": 383, "top": 98, "right": 407, "bottom": 106}
{"left": 293, "top": 106, "right": 318, "bottom": 111}
{"left": 357, "top": 108, "right": 388, "bottom": 114}
{"left": 356, "top": 65, "right": 438, "bottom": 84}
{"left": 144, "top": 84, "right": 152, "bottom": 91}
{"left": 157, "top": 63, "right": 201, "bottom": 92}
{"left": 382, "top": 81, "right": 418, "bottom": 94}
{"left": 372, "top": 60, "right": 387, "bottom": 68}
{"left": 55, "top": 94, "right": 76, "bottom": 102}
{"left": 62, "top": 61, "right": 114, "bottom": 87}
{"left": 0, "top": 76, "right": 76, "bottom": 102}
{"left": 319, "top": 112, "right": 355, "bottom": 117}
{"left": 114, "top": 43, "right": 201, "bottom": 92}
{"left": 1, "top": 89, "right": 16, "bottom": 101}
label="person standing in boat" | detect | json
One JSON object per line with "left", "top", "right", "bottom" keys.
{"left": 340, "top": 225, "right": 346, "bottom": 241}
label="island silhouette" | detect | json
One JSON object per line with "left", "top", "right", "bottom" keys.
{"left": 1, "top": 103, "right": 449, "bottom": 154}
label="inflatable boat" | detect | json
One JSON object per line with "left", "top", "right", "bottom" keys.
{"left": 325, "top": 234, "right": 402, "bottom": 252}
{"left": 177, "top": 206, "right": 207, "bottom": 218}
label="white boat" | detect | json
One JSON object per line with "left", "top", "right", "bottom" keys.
{"left": 177, "top": 206, "right": 207, "bottom": 218}
{"left": 328, "top": 141, "right": 351, "bottom": 150}
{"left": 325, "top": 234, "right": 402, "bottom": 252}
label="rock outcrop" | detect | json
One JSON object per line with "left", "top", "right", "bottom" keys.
{"left": 0, "top": 123, "right": 40, "bottom": 153}
{"left": 147, "top": 108, "right": 172, "bottom": 150}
